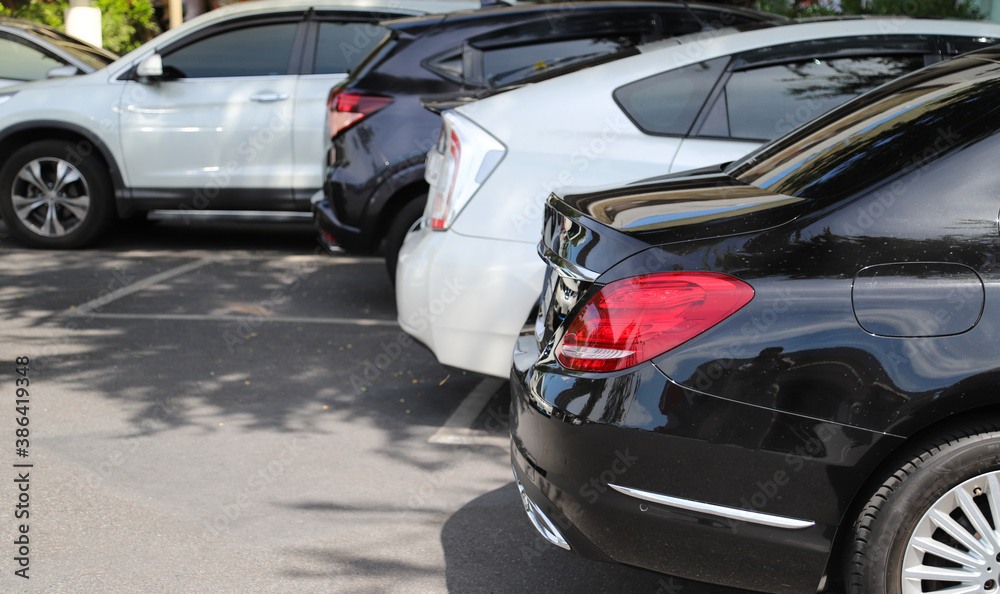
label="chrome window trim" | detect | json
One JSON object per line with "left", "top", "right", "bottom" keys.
{"left": 609, "top": 484, "right": 816, "bottom": 530}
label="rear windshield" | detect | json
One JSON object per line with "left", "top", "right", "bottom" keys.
{"left": 485, "top": 35, "right": 639, "bottom": 87}
{"left": 729, "top": 54, "right": 1000, "bottom": 201}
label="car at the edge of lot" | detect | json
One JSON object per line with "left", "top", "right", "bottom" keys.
{"left": 511, "top": 45, "right": 1000, "bottom": 594}
{"left": 311, "top": 1, "right": 784, "bottom": 278}
{"left": 0, "top": 0, "right": 480, "bottom": 249}
{"left": 397, "top": 16, "right": 1000, "bottom": 378}
{"left": 0, "top": 17, "right": 118, "bottom": 87}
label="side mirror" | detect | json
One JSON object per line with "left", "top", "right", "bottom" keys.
{"left": 136, "top": 54, "right": 163, "bottom": 80}
{"left": 45, "top": 65, "right": 81, "bottom": 79}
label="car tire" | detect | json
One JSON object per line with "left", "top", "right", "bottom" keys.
{"left": 0, "top": 139, "right": 113, "bottom": 248}
{"left": 847, "top": 422, "right": 1000, "bottom": 594}
{"left": 384, "top": 195, "right": 426, "bottom": 284}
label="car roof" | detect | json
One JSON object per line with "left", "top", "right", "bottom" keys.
{"left": 386, "top": 1, "right": 780, "bottom": 30}
{"left": 0, "top": 16, "right": 119, "bottom": 69}
{"left": 0, "top": 16, "right": 73, "bottom": 31}
{"left": 457, "top": 16, "right": 1000, "bottom": 126}
{"left": 110, "top": 0, "right": 481, "bottom": 71}
{"left": 182, "top": 0, "right": 482, "bottom": 27}
{"left": 639, "top": 15, "right": 1000, "bottom": 54}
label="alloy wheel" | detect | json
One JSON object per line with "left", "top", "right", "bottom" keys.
{"left": 11, "top": 157, "right": 90, "bottom": 237}
{"left": 903, "top": 472, "right": 1000, "bottom": 593}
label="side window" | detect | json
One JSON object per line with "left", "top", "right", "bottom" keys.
{"left": 720, "top": 55, "right": 926, "bottom": 141}
{"left": 314, "top": 22, "right": 389, "bottom": 75}
{"left": 162, "top": 22, "right": 298, "bottom": 78}
{"left": 483, "top": 36, "right": 640, "bottom": 87}
{"left": 426, "top": 50, "right": 463, "bottom": 82}
{"left": 613, "top": 57, "right": 728, "bottom": 136}
{"left": 0, "top": 37, "right": 62, "bottom": 81}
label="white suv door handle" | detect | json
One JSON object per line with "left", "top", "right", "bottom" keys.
{"left": 250, "top": 93, "right": 289, "bottom": 102}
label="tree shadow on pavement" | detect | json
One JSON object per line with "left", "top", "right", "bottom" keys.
{"left": 0, "top": 217, "right": 482, "bottom": 473}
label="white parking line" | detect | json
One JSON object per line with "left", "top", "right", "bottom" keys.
{"left": 429, "top": 377, "right": 509, "bottom": 447}
{"left": 81, "top": 312, "right": 399, "bottom": 326}
{"left": 60, "top": 257, "right": 219, "bottom": 317}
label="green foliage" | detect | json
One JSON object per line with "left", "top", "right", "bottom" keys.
{"left": 841, "top": 0, "right": 983, "bottom": 18}
{"left": 94, "top": 0, "right": 159, "bottom": 54}
{"left": 756, "top": 0, "right": 985, "bottom": 19}
{"left": 2, "top": 0, "right": 66, "bottom": 28}
{"left": 2, "top": 0, "right": 161, "bottom": 54}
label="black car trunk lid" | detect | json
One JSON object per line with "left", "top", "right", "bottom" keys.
{"left": 537, "top": 171, "right": 809, "bottom": 347}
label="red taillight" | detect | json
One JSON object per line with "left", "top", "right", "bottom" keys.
{"left": 430, "top": 130, "right": 461, "bottom": 230}
{"left": 556, "top": 272, "right": 754, "bottom": 373}
{"left": 327, "top": 91, "right": 392, "bottom": 138}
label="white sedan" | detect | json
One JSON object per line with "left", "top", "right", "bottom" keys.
{"left": 0, "top": 0, "right": 477, "bottom": 248}
{"left": 397, "top": 17, "right": 1000, "bottom": 378}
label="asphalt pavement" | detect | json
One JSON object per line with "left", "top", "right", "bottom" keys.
{"left": 0, "top": 214, "right": 755, "bottom": 593}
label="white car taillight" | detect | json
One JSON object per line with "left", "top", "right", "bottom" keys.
{"left": 425, "top": 111, "right": 505, "bottom": 231}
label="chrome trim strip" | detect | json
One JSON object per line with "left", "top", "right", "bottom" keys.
{"left": 538, "top": 243, "right": 599, "bottom": 283}
{"left": 609, "top": 484, "right": 816, "bottom": 530}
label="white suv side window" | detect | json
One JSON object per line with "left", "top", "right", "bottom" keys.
{"left": 162, "top": 22, "right": 298, "bottom": 78}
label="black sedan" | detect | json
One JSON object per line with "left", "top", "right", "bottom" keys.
{"left": 511, "top": 45, "right": 1000, "bottom": 594}
{"left": 0, "top": 17, "right": 117, "bottom": 86}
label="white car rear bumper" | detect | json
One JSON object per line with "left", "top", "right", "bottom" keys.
{"left": 396, "top": 224, "right": 543, "bottom": 378}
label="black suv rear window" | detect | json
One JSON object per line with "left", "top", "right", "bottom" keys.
{"left": 485, "top": 35, "right": 638, "bottom": 86}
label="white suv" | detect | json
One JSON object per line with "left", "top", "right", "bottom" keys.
{"left": 0, "top": 0, "right": 477, "bottom": 248}
{"left": 398, "top": 17, "right": 1000, "bottom": 378}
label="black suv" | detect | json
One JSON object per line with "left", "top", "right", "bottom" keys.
{"left": 313, "top": 1, "right": 782, "bottom": 277}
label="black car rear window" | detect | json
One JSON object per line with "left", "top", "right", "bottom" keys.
{"left": 729, "top": 55, "right": 1000, "bottom": 201}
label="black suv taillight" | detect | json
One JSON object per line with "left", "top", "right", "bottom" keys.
{"left": 327, "top": 90, "right": 392, "bottom": 138}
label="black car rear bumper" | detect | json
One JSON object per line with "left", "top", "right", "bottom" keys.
{"left": 509, "top": 342, "right": 902, "bottom": 594}
{"left": 313, "top": 198, "right": 365, "bottom": 253}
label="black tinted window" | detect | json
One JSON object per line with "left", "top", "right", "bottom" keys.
{"left": 484, "top": 36, "right": 639, "bottom": 87}
{"left": 942, "top": 35, "right": 1000, "bottom": 56}
{"left": 723, "top": 55, "right": 925, "bottom": 140}
{"left": 427, "top": 51, "right": 462, "bottom": 81}
{"left": 163, "top": 23, "right": 297, "bottom": 78}
{"left": 614, "top": 57, "right": 728, "bottom": 136}
{"left": 731, "top": 57, "right": 1000, "bottom": 201}
{"left": 314, "top": 22, "right": 389, "bottom": 75}
{"left": 691, "top": 8, "right": 774, "bottom": 29}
